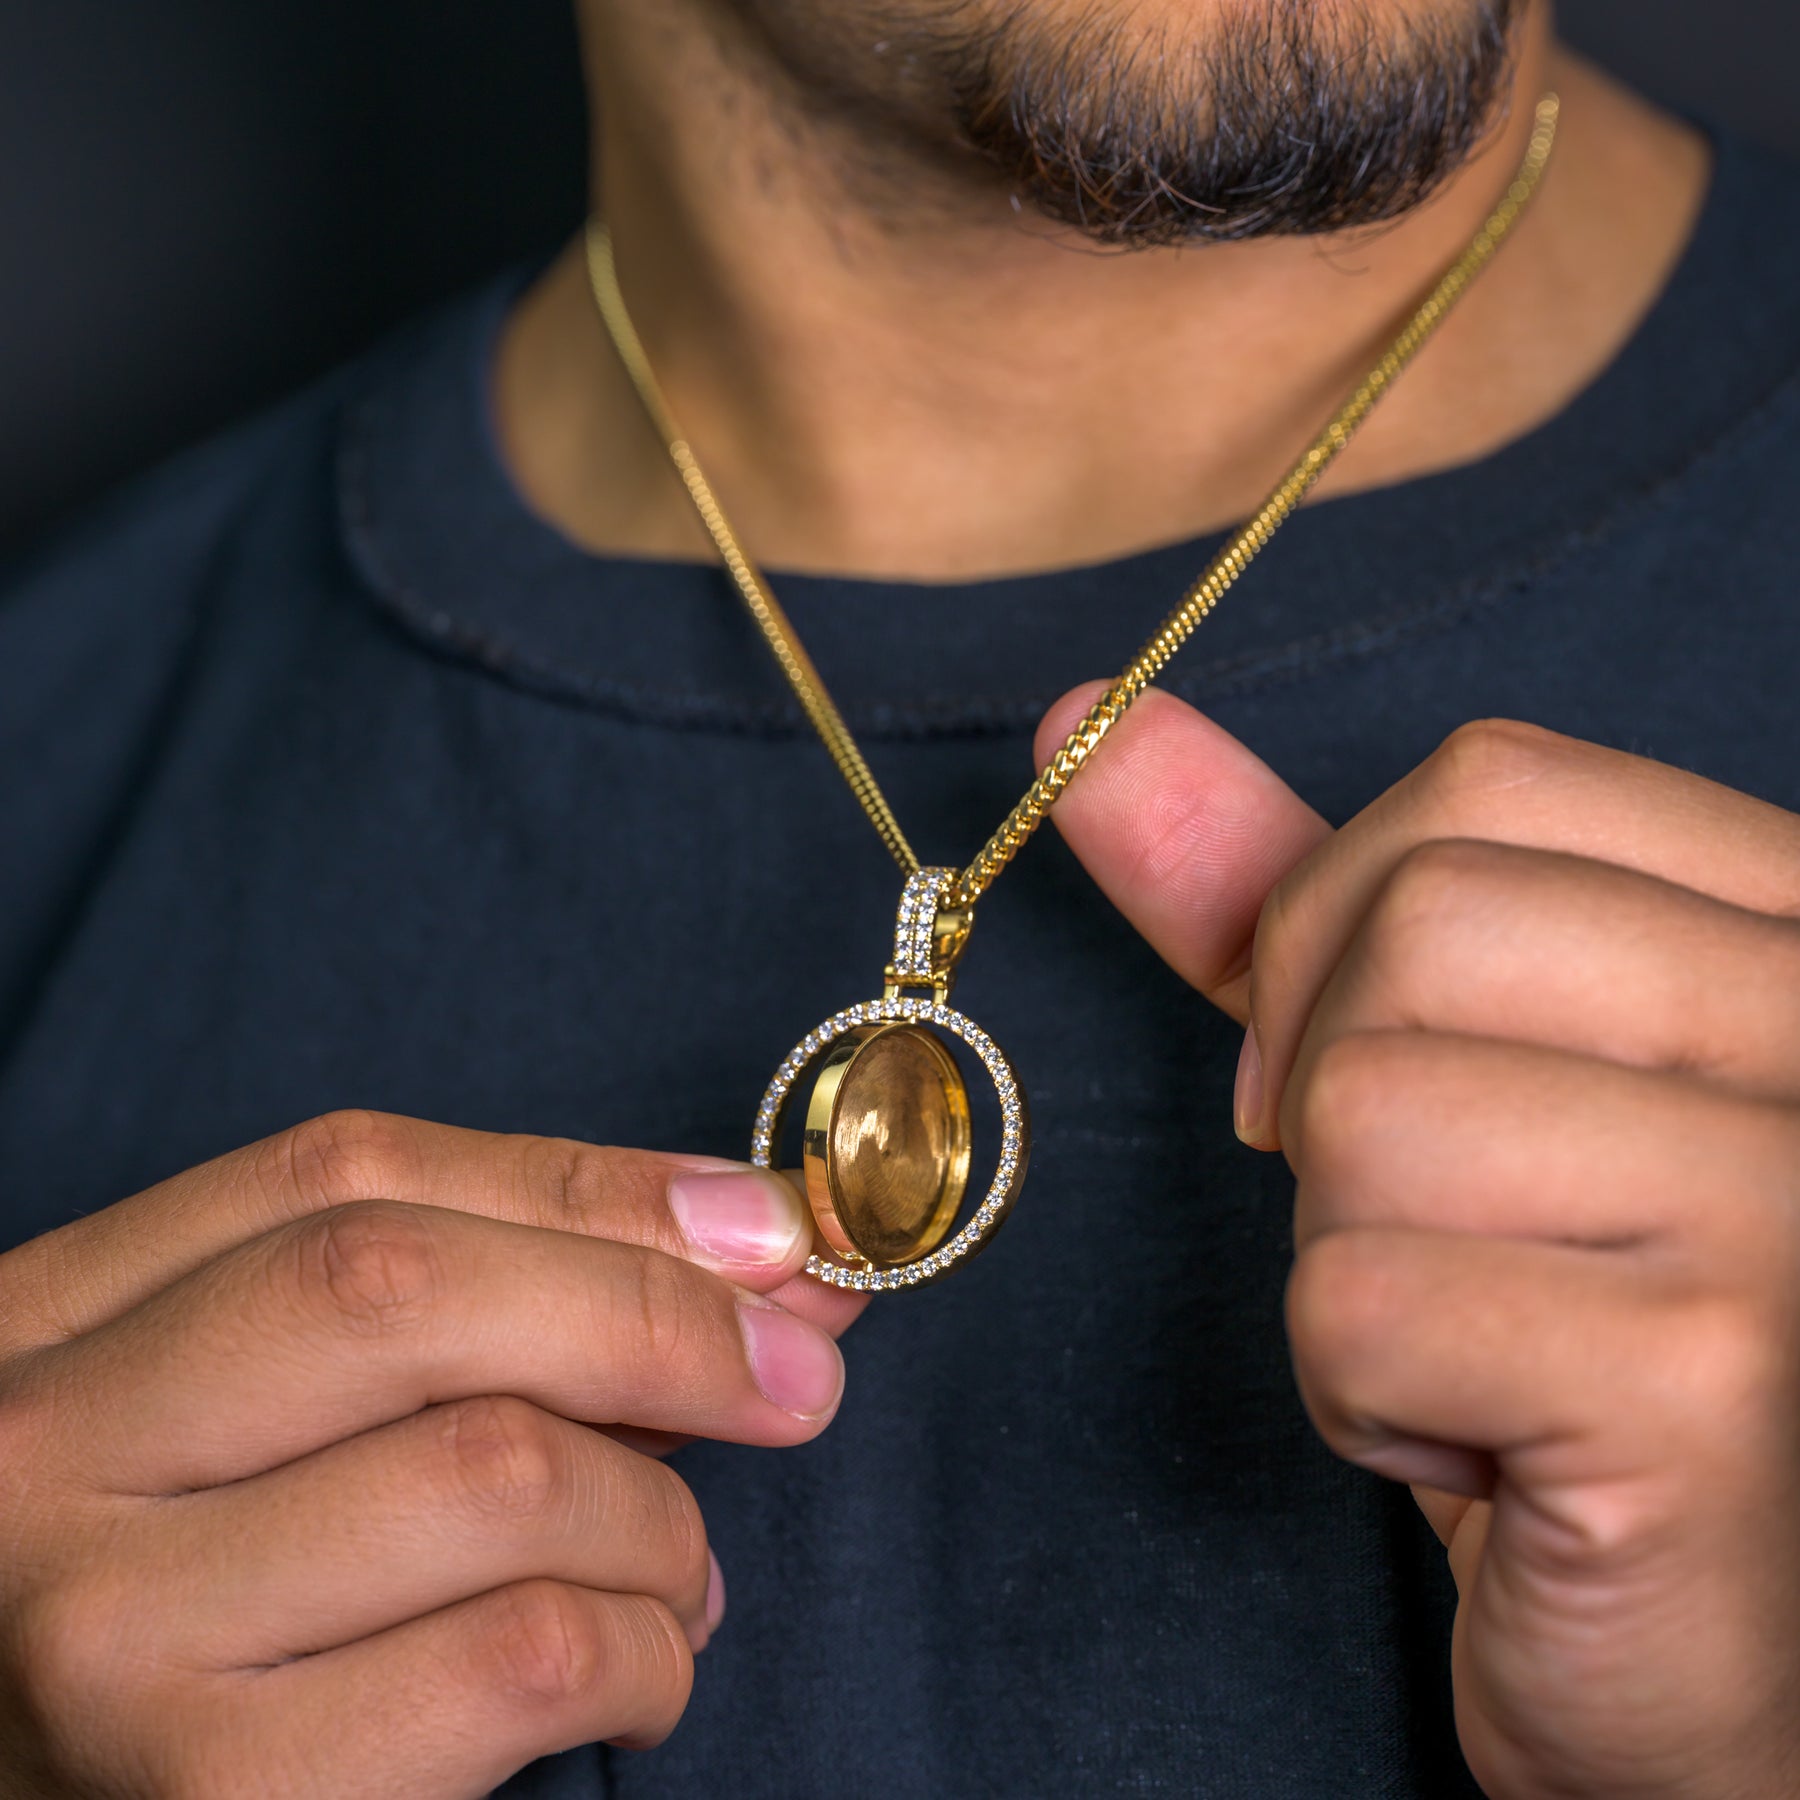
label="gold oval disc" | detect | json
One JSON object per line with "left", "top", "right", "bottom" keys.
{"left": 802, "top": 1023, "right": 971, "bottom": 1266}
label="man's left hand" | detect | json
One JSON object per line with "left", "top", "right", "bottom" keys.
{"left": 1039, "top": 687, "right": 1800, "bottom": 1799}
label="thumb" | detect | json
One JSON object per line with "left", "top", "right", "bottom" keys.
{"left": 1034, "top": 683, "right": 1330, "bottom": 1026}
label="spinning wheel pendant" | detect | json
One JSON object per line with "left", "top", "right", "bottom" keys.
{"left": 750, "top": 871, "right": 1030, "bottom": 1293}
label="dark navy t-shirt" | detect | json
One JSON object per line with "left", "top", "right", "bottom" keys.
{"left": 6, "top": 135, "right": 1800, "bottom": 1798}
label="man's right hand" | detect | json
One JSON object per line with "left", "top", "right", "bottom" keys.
{"left": 0, "top": 1110, "right": 862, "bottom": 1798}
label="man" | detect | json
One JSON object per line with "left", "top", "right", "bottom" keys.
{"left": 2, "top": 0, "right": 1797, "bottom": 1793}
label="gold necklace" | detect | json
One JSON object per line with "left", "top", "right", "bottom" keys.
{"left": 585, "top": 93, "right": 1560, "bottom": 1294}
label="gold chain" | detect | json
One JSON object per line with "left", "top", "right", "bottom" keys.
{"left": 586, "top": 93, "right": 1560, "bottom": 906}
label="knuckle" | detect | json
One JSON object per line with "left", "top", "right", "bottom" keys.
{"left": 1424, "top": 717, "right": 1565, "bottom": 808}
{"left": 1285, "top": 1231, "right": 1392, "bottom": 1393}
{"left": 1296, "top": 1033, "right": 1399, "bottom": 1166}
{"left": 1354, "top": 840, "right": 1508, "bottom": 990}
{"left": 515, "top": 1134, "right": 630, "bottom": 1234}
{"left": 609, "top": 1599, "right": 696, "bottom": 1747}
{"left": 267, "top": 1108, "right": 415, "bottom": 1207}
{"left": 1670, "top": 1293, "right": 1787, "bottom": 1437}
{"left": 641, "top": 1462, "right": 711, "bottom": 1601}
{"left": 607, "top": 1246, "right": 706, "bottom": 1379}
{"left": 486, "top": 1581, "right": 608, "bottom": 1705}
{"left": 437, "top": 1396, "right": 561, "bottom": 1527}
{"left": 1375, "top": 837, "right": 1501, "bottom": 937}
{"left": 288, "top": 1199, "right": 444, "bottom": 1336}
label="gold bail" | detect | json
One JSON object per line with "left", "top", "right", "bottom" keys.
{"left": 886, "top": 868, "right": 975, "bottom": 1000}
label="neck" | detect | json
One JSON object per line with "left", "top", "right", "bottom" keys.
{"left": 495, "top": 3, "right": 1709, "bottom": 583}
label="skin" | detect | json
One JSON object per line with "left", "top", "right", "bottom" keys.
{"left": 1035, "top": 692, "right": 1800, "bottom": 1796}
{"left": 0, "top": 1122, "right": 866, "bottom": 1795}
{"left": 497, "top": 2, "right": 1709, "bottom": 578}
{"left": 4, "top": 0, "right": 1780, "bottom": 1793}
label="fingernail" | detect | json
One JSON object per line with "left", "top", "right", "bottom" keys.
{"left": 669, "top": 1168, "right": 808, "bottom": 1269}
{"left": 1234, "top": 1023, "right": 1265, "bottom": 1146}
{"left": 705, "top": 1550, "right": 727, "bottom": 1634}
{"left": 736, "top": 1296, "right": 845, "bottom": 1421}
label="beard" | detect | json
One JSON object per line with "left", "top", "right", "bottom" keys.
{"left": 714, "top": 0, "right": 1525, "bottom": 247}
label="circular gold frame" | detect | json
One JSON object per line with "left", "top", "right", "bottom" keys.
{"left": 750, "top": 994, "right": 1030, "bottom": 1293}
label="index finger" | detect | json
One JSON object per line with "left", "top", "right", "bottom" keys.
{"left": 0, "top": 1111, "right": 819, "bottom": 1350}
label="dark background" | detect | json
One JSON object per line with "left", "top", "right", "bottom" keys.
{"left": 2, "top": 0, "right": 1796, "bottom": 551}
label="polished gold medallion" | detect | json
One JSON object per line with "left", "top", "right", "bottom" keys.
{"left": 803, "top": 1022, "right": 970, "bottom": 1264}
{"left": 751, "top": 870, "right": 1030, "bottom": 1292}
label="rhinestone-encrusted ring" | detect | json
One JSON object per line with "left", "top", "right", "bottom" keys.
{"left": 749, "top": 992, "right": 1030, "bottom": 1292}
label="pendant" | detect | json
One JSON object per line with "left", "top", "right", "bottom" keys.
{"left": 751, "top": 869, "right": 1031, "bottom": 1292}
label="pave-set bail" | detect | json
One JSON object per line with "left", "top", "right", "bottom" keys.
{"left": 887, "top": 868, "right": 974, "bottom": 999}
